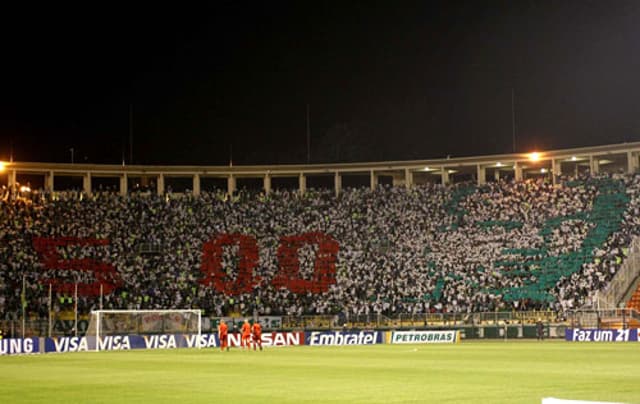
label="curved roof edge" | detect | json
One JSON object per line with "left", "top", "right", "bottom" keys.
{"left": 5, "top": 141, "right": 640, "bottom": 176}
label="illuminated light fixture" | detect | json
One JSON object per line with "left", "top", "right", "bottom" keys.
{"left": 20, "top": 185, "right": 31, "bottom": 193}
{"left": 423, "top": 166, "right": 431, "bottom": 172}
{"left": 528, "top": 152, "right": 541, "bottom": 162}
{"left": 495, "top": 162, "right": 503, "bottom": 167}
{"left": 0, "top": 161, "right": 5, "bottom": 172}
{"left": 540, "top": 168, "right": 547, "bottom": 174}
{"left": 448, "top": 169, "right": 455, "bottom": 174}
{"left": 571, "top": 156, "right": 577, "bottom": 161}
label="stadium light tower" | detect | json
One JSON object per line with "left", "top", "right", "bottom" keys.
{"left": 511, "top": 88, "right": 516, "bottom": 153}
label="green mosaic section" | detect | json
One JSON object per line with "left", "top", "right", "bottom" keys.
{"left": 439, "top": 185, "right": 476, "bottom": 231}
{"left": 421, "top": 178, "right": 629, "bottom": 306}
{"left": 499, "top": 178, "right": 628, "bottom": 302}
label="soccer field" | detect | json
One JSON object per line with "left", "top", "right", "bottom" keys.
{"left": 1, "top": 341, "right": 639, "bottom": 403}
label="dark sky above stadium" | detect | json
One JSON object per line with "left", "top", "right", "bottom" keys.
{"left": 1, "top": 1, "right": 640, "bottom": 165}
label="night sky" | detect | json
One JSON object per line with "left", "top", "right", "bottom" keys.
{"left": 2, "top": 1, "right": 640, "bottom": 166}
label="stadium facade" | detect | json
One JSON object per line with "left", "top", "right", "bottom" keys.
{"left": 3, "top": 141, "right": 640, "bottom": 340}
{"left": 4, "top": 141, "right": 640, "bottom": 196}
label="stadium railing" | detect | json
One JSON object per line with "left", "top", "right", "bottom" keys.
{"left": 593, "top": 236, "right": 640, "bottom": 309}
{"left": 4, "top": 309, "right": 638, "bottom": 338}
{"left": 0, "top": 319, "right": 54, "bottom": 339}
{"left": 281, "top": 315, "right": 338, "bottom": 329}
{"left": 566, "top": 308, "right": 640, "bottom": 329}
{"left": 283, "top": 311, "right": 559, "bottom": 331}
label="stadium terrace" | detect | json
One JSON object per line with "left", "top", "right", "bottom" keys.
{"left": 2, "top": 142, "right": 640, "bottom": 338}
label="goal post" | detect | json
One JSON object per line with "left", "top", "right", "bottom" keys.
{"left": 86, "top": 309, "right": 202, "bottom": 351}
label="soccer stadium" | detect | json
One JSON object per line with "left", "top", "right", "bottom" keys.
{"left": 4, "top": 2, "right": 640, "bottom": 403}
{"left": 2, "top": 143, "right": 640, "bottom": 403}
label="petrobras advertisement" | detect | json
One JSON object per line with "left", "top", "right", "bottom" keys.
{"left": 0, "top": 337, "right": 40, "bottom": 355}
{"left": 305, "top": 331, "right": 383, "bottom": 346}
{"left": 565, "top": 328, "right": 638, "bottom": 342}
{"left": 389, "top": 330, "right": 460, "bottom": 344}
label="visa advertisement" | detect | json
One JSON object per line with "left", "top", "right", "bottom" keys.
{"left": 0, "top": 332, "right": 305, "bottom": 355}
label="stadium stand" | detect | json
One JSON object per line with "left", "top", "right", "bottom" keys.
{"left": 625, "top": 284, "right": 640, "bottom": 312}
{"left": 1, "top": 172, "right": 640, "bottom": 327}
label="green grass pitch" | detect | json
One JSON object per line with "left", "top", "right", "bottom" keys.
{"left": 1, "top": 340, "right": 639, "bottom": 403}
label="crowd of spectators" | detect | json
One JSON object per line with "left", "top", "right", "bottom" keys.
{"left": 1, "top": 172, "right": 640, "bottom": 321}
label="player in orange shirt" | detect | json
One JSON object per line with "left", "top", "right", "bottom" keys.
{"left": 251, "top": 321, "right": 263, "bottom": 351}
{"left": 218, "top": 319, "right": 229, "bottom": 352}
{"left": 241, "top": 319, "right": 251, "bottom": 350}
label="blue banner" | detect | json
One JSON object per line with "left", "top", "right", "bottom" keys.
{"left": 41, "top": 331, "right": 304, "bottom": 353}
{"left": 305, "top": 331, "right": 383, "bottom": 346}
{"left": 565, "top": 328, "right": 638, "bottom": 342}
{"left": 44, "top": 333, "right": 221, "bottom": 353}
{"left": 0, "top": 337, "right": 40, "bottom": 355}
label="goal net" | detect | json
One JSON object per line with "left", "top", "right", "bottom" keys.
{"left": 86, "top": 310, "right": 202, "bottom": 351}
